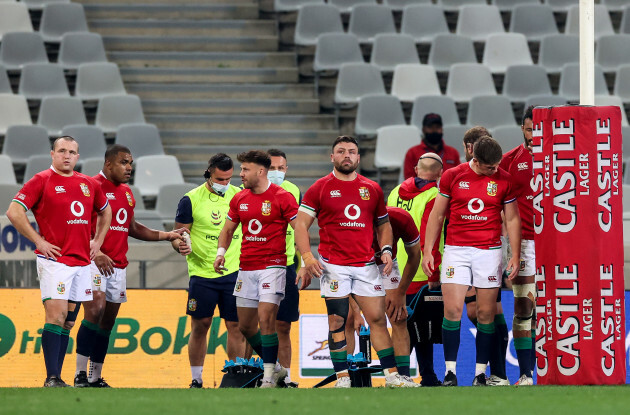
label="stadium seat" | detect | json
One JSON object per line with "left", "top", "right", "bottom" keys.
{"left": 0, "top": 65, "right": 11, "bottom": 94}
{"left": 23, "top": 154, "right": 54, "bottom": 183}
{"left": 133, "top": 155, "right": 184, "bottom": 198}
{"left": 442, "top": 124, "right": 468, "bottom": 151}
{"left": 502, "top": 65, "right": 553, "bottom": 102}
{"left": 558, "top": 63, "right": 609, "bottom": 101}
{"left": 0, "top": 3, "right": 33, "bottom": 41}
{"left": 80, "top": 157, "right": 103, "bottom": 177}
{"left": 294, "top": 4, "right": 343, "bottom": 46}
{"left": 596, "top": 35, "right": 630, "bottom": 73}
{"left": 18, "top": 63, "right": 70, "bottom": 100}
{"left": 594, "top": 95, "right": 629, "bottom": 127}
{"left": 400, "top": 4, "right": 449, "bottom": 43}
{"left": 313, "top": 33, "right": 364, "bottom": 73}
{"left": 467, "top": 96, "right": 517, "bottom": 129}
{"left": 603, "top": 0, "right": 628, "bottom": 12}
{"left": 374, "top": 125, "right": 421, "bottom": 180}
{"left": 74, "top": 62, "right": 127, "bottom": 100}
{"left": 482, "top": 33, "right": 533, "bottom": 74}
{"left": 438, "top": 0, "right": 486, "bottom": 12}
{"left": 133, "top": 209, "right": 165, "bottom": 231}
{"left": 390, "top": 64, "right": 440, "bottom": 103}
{"left": 61, "top": 125, "right": 106, "bottom": 161}
{"left": 128, "top": 185, "right": 145, "bottom": 210}
{"left": 115, "top": 123, "right": 165, "bottom": 159}
{"left": 384, "top": 0, "right": 431, "bottom": 11}
{"left": 370, "top": 34, "right": 420, "bottom": 72}
{"left": 427, "top": 34, "right": 477, "bottom": 72}
{"left": 456, "top": 5, "right": 504, "bottom": 42}
{"left": 0, "top": 94, "right": 32, "bottom": 135}
{"left": 538, "top": 34, "right": 579, "bottom": 73}
{"left": 544, "top": 0, "right": 578, "bottom": 12}
{"left": 39, "top": 3, "right": 89, "bottom": 43}
{"left": 58, "top": 33, "right": 108, "bottom": 70}
{"left": 523, "top": 94, "right": 569, "bottom": 110}
{"left": 509, "top": 4, "right": 559, "bottom": 42}
{"left": 492, "top": 0, "right": 541, "bottom": 12}
{"left": 37, "top": 97, "right": 87, "bottom": 136}
{"left": 446, "top": 63, "right": 497, "bottom": 102}
{"left": 354, "top": 94, "right": 405, "bottom": 138}
{"left": 329, "top": 0, "right": 376, "bottom": 14}
{"left": 0, "top": 184, "right": 22, "bottom": 213}
{"left": 155, "top": 183, "right": 197, "bottom": 221}
{"left": 0, "top": 155, "right": 17, "bottom": 184}
{"left": 614, "top": 64, "right": 630, "bottom": 103}
{"left": 334, "top": 63, "right": 385, "bottom": 107}
{"left": 622, "top": 184, "right": 630, "bottom": 210}
{"left": 348, "top": 4, "right": 396, "bottom": 44}
{"left": 622, "top": 6, "right": 630, "bottom": 34}
{"left": 491, "top": 125, "right": 525, "bottom": 152}
{"left": 623, "top": 126, "right": 630, "bottom": 157}
{"left": 0, "top": 32, "right": 48, "bottom": 70}
{"left": 95, "top": 95, "right": 146, "bottom": 134}
{"left": 565, "top": 5, "right": 613, "bottom": 41}
{"left": 273, "top": 0, "right": 324, "bottom": 12}
{"left": 1, "top": 125, "right": 50, "bottom": 164}
{"left": 21, "top": 0, "right": 70, "bottom": 11}
{"left": 410, "top": 95, "right": 461, "bottom": 128}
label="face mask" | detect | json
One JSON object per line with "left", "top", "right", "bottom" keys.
{"left": 211, "top": 181, "right": 230, "bottom": 196}
{"left": 267, "top": 170, "right": 285, "bottom": 186}
{"left": 424, "top": 132, "right": 443, "bottom": 145}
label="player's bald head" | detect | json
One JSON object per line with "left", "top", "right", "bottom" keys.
{"left": 416, "top": 153, "right": 443, "bottom": 173}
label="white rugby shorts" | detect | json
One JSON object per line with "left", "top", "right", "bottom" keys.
{"left": 37, "top": 256, "right": 92, "bottom": 302}
{"left": 90, "top": 262, "right": 128, "bottom": 303}
{"left": 320, "top": 258, "right": 385, "bottom": 298}
{"left": 234, "top": 267, "right": 286, "bottom": 303}
{"left": 440, "top": 245, "right": 503, "bottom": 289}
{"left": 518, "top": 239, "right": 535, "bottom": 277}
{"left": 378, "top": 260, "right": 401, "bottom": 290}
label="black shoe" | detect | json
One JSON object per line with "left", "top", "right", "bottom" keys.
{"left": 74, "top": 371, "right": 89, "bottom": 388}
{"left": 420, "top": 375, "right": 443, "bottom": 387}
{"left": 283, "top": 381, "right": 299, "bottom": 388}
{"left": 44, "top": 376, "right": 70, "bottom": 388}
{"left": 472, "top": 373, "right": 487, "bottom": 386}
{"left": 443, "top": 371, "right": 458, "bottom": 386}
{"left": 189, "top": 379, "right": 203, "bottom": 389}
{"left": 88, "top": 378, "right": 111, "bottom": 388}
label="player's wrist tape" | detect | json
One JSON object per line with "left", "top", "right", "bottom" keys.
{"left": 380, "top": 245, "right": 393, "bottom": 256}
{"left": 216, "top": 247, "right": 226, "bottom": 257}
{"left": 302, "top": 252, "right": 318, "bottom": 266}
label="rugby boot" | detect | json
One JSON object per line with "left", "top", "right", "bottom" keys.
{"left": 443, "top": 371, "right": 458, "bottom": 386}
{"left": 88, "top": 377, "right": 111, "bottom": 388}
{"left": 334, "top": 376, "right": 352, "bottom": 388}
{"left": 472, "top": 373, "right": 487, "bottom": 386}
{"left": 271, "top": 364, "right": 288, "bottom": 386}
{"left": 284, "top": 381, "right": 299, "bottom": 388}
{"left": 189, "top": 379, "right": 203, "bottom": 389}
{"left": 514, "top": 374, "right": 533, "bottom": 386}
{"left": 487, "top": 375, "right": 510, "bottom": 386}
{"left": 74, "top": 371, "right": 89, "bottom": 388}
{"left": 44, "top": 376, "right": 70, "bottom": 388}
{"left": 385, "top": 372, "right": 420, "bottom": 388}
{"left": 259, "top": 379, "right": 276, "bottom": 388}
{"left": 420, "top": 375, "right": 443, "bottom": 387}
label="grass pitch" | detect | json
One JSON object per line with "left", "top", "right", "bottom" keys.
{"left": 2, "top": 386, "right": 630, "bottom": 415}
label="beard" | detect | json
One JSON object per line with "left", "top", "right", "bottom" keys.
{"left": 335, "top": 160, "right": 358, "bottom": 174}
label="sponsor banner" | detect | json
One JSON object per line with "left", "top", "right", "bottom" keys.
{"left": 532, "top": 106, "right": 626, "bottom": 384}
{"left": 0, "top": 216, "right": 37, "bottom": 260}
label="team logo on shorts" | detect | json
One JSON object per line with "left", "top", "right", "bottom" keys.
{"left": 85, "top": 289, "right": 92, "bottom": 295}
{"left": 330, "top": 280, "right": 338, "bottom": 292}
{"left": 520, "top": 259, "right": 526, "bottom": 271}
{"left": 445, "top": 267, "right": 454, "bottom": 278}
{"left": 486, "top": 181, "right": 498, "bottom": 197}
{"left": 188, "top": 298, "right": 197, "bottom": 312}
{"left": 390, "top": 277, "right": 399, "bottom": 284}
{"left": 93, "top": 274, "right": 102, "bottom": 287}
{"left": 57, "top": 282, "right": 65, "bottom": 294}
{"left": 359, "top": 187, "right": 370, "bottom": 200}
{"left": 125, "top": 192, "right": 133, "bottom": 207}
{"left": 262, "top": 283, "right": 271, "bottom": 290}
{"left": 211, "top": 210, "right": 222, "bottom": 226}
{"left": 488, "top": 275, "right": 498, "bottom": 282}
{"left": 374, "top": 285, "right": 382, "bottom": 291}
{"left": 80, "top": 183, "right": 90, "bottom": 197}
{"left": 261, "top": 200, "right": 272, "bottom": 216}
{"left": 235, "top": 281, "right": 243, "bottom": 292}
{"left": 120, "top": 291, "right": 126, "bottom": 298}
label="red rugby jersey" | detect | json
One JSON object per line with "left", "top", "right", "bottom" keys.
{"left": 500, "top": 143, "right": 534, "bottom": 240}
{"left": 372, "top": 206, "right": 420, "bottom": 265}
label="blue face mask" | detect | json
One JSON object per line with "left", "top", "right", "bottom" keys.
{"left": 211, "top": 181, "right": 230, "bottom": 196}
{"left": 267, "top": 170, "right": 285, "bottom": 186}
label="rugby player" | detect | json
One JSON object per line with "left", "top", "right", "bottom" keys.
{"left": 267, "top": 149, "right": 301, "bottom": 388}
{"left": 422, "top": 136, "right": 521, "bottom": 386}
{"left": 499, "top": 106, "right": 536, "bottom": 386}
{"left": 73, "top": 145, "right": 186, "bottom": 388}
{"left": 294, "top": 135, "right": 417, "bottom": 388}
{"left": 172, "top": 153, "right": 246, "bottom": 389}
{"left": 214, "top": 150, "right": 298, "bottom": 388}
{"left": 6, "top": 136, "right": 112, "bottom": 387}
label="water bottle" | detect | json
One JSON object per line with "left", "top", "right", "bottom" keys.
{"left": 358, "top": 325, "right": 372, "bottom": 364}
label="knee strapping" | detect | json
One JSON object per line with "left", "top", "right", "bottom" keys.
{"left": 513, "top": 313, "right": 533, "bottom": 332}
{"left": 513, "top": 283, "right": 536, "bottom": 300}
{"left": 326, "top": 298, "right": 349, "bottom": 351}
{"left": 65, "top": 300, "right": 81, "bottom": 323}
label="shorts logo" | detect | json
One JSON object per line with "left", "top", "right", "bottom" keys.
{"left": 359, "top": 187, "right": 370, "bottom": 200}
{"left": 459, "top": 181, "right": 470, "bottom": 189}
{"left": 125, "top": 192, "right": 133, "bottom": 206}
{"left": 106, "top": 192, "right": 115, "bottom": 200}
{"left": 374, "top": 285, "right": 382, "bottom": 291}
{"left": 235, "top": 281, "right": 243, "bottom": 292}
{"left": 445, "top": 267, "right": 454, "bottom": 278}
{"left": 330, "top": 280, "right": 338, "bottom": 292}
{"left": 211, "top": 210, "right": 222, "bottom": 226}
{"left": 520, "top": 259, "right": 526, "bottom": 271}
{"left": 487, "top": 181, "right": 497, "bottom": 197}
{"left": 93, "top": 275, "right": 101, "bottom": 287}
{"left": 488, "top": 275, "right": 498, "bottom": 283}
{"left": 330, "top": 190, "right": 341, "bottom": 197}
{"left": 188, "top": 298, "right": 197, "bottom": 312}
{"left": 55, "top": 186, "right": 66, "bottom": 193}
{"left": 517, "top": 162, "right": 529, "bottom": 171}
{"left": 120, "top": 291, "right": 126, "bottom": 298}
{"left": 240, "top": 203, "right": 248, "bottom": 211}
{"left": 57, "top": 282, "right": 65, "bottom": 294}
{"left": 262, "top": 283, "right": 271, "bottom": 290}
{"left": 85, "top": 289, "right": 92, "bottom": 295}
{"left": 390, "top": 277, "right": 399, "bottom": 284}
{"left": 261, "top": 200, "right": 272, "bottom": 216}
{"left": 80, "top": 183, "right": 90, "bottom": 197}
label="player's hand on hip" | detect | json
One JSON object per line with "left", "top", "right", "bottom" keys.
{"left": 302, "top": 252, "right": 323, "bottom": 278}
{"left": 428, "top": 281, "right": 441, "bottom": 290}
{"left": 380, "top": 253, "right": 393, "bottom": 276}
{"left": 89, "top": 239, "right": 103, "bottom": 261}
{"left": 94, "top": 252, "right": 115, "bottom": 277}
{"left": 421, "top": 253, "right": 434, "bottom": 277}
{"left": 506, "top": 256, "right": 520, "bottom": 280}
{"left": 296, "top": 267, "right": 311, "bottom": 290}
{"left": 213, "top": 256, "right": 225, "bottom": 274}
{"left": 36, "top": 240, "right": 61, "bottom": 260}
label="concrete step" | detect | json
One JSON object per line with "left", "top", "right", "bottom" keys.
{"left": 160, "top": 129, "right": 339, "bottom": 146}
{"left": 120, "top": 67, "right": 298, "bottom": 83}
{"left": 90, "top": 19, "right": 276, "bottom": 37}
{"left": 78, "top": 0, "right": 256, "bottom": 4}
{"left": 142, "top": 98, "right": 320, "bottom": 114}
{"left": 167, "top": 145, "right": 329, "bottom": 162}
{"left": 83, "top": 4, "right": 259, "bottom": 20}
{"left": 102, "top": 35, "right": 277, "bottom": 52}
{"left": 127, "top": 83, "right": 313, "bottom": 100}
{"left": 146, "top": 114, "right": 337, "bottom": 131}
{"left": 109, "top": 52, "right": 295, "bottom": 69}
{"left": 179, "top": 160, "right": 332, "bottom": 179}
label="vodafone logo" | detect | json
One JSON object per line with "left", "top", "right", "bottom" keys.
{"left": 248, "top": 219, "right": 262, "bottom": 235}
{"left": 343, "top": 204, "right": 361, "bottom": 220}
{"left": 115, "top": 208, "right": 128, "bottom": 225}
{"left": 70, "top": 201, "right": 84, "bottom": 217}
{"left": 467, "top": 198, "right": 484, "bottom": 214}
